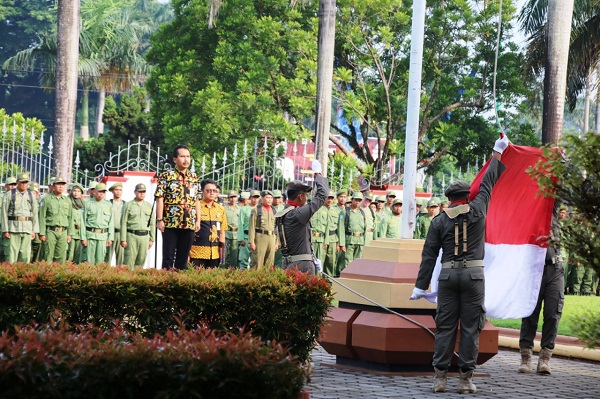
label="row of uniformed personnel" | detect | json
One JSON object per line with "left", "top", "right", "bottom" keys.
{"left": 0, "top": 174, "right": 154, "bottom": 268}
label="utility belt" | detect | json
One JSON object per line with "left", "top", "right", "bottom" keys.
{"left": 313, "top": 231, "right": 324, "bottom": 238}
{"left": 329, "top": 229, "right": 337, "bottom": 236}
{"left": 114, "top": 228, "right": 120, "bottom": 233}
{"left": 8, "top": 216, "right": 31, "bottom": 222}
{"left": 255, "top": 229, "right": 274, "bottom": 235}
{"left": 441, "top": 260, "right": 484, "bottom": 269}
{"left": 127, "top": 229, "right": 149, "bottom": 236}
{"left": 347, "top": 231, "right": 363, "bottom": 237}
{"left": 283, "top": 254, "right": 313, "bottom": 263}
{"left": 47, "top": 226, "right": 67, "bottom": 232}
{"left": 86, "top": 227, "right": 108, "bottom": 234}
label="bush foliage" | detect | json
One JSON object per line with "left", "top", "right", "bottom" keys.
{"left": 0, "top": 324, "right": 306, "bottom": 398}
{"left": 0, "top": 263, "right": 333, "bottom": 362}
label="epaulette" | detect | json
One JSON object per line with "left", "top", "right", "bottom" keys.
{"left": 444, "top": 204, "right": 470, "bottom": 219}
{"left": 275, "top": 206, "right": 296, "bottom": 218}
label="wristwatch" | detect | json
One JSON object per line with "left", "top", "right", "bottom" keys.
{"left": 156, "top": 218, "right": 163, "bottom": 222}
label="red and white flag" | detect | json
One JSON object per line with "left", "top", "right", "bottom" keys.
{"left": 428, "top": 145, "right": 555, "bottom": 319}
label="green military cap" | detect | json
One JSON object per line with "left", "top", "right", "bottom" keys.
{"left": 72, "top": 182, "right": 84, "bottom": 192}
{"left": 109, "top": 182, "right": 123, "bottom": 191}
{"left": 95, "top": 183, "right": 107, "bottom": 192}
{"left": 427, "top": 198, "right": 439, "bottom": 207}
{"left": 240, "top": 191, "right": 250, "bottom": 200}
{"left": 135, "top": 183, "right": 147, "bottom": 192}
{"left": 336, "top": 189, "right": 348, "bottom": 196}
{"left": 352, "top": 192, "right": 363, "bottom": 200}
{"left": 386, "top": 190, "right": 396, "bottom": 197}
{"left": 250, "top": 189, "right": 261, "bottom": 197}
{"left": 363, "top": 191, "right": 374, "bottom": 201}
{"left": 327, "top": 189, "right": 336, "bottom": 198}
{"left": 440, "top": 200, "right": 449, "bottom": 206}
{"left": 48, "top": 177, "right": 55, "bottom": 185}
{"left": 559, "top": 205, "right": 568, "bottom": 211}
{"left": 89, "top": 182, "right": 98, "bottom": 190}
{"left": 286, "top": 180, "right": 313, "bottom": 193}
{"left": 54, "top": 176, "right": 67, "bottom": 184}
{"left": 272, "top": 189, "right": 282, "bottom": 198}
{"left": 227, "top": 190, "right": 239, "bottom": 197}
{"left": 261, "top": 190, "right": 273, "bottom": 197}
{"left": 376, "top": 195, "right": 386, "bottom": 202}
{"left": 17, "top": 172, "right": 30, "bottom": 183}
{"left": 5, "top": 177, "right": 17, "bottom": 185}
{"left": 393, "top": 198, "right": 403, "bottom": 206}
{"left": 28, "top": 182, "right": 40, "bottom": 192}
{"left": 345, "top": 197, "right": 352, "bottom": 203}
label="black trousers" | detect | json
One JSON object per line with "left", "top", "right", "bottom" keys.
{"left": 161, "top": 228, "right": 195, "bottom": 270}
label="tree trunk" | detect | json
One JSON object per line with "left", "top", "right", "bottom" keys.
{"left": 314, "top": 0, "right": 336, "bottom": 173}
{"left": 596, "top": 67, "right": 600, "bottom": 134}
{"left": 96, "top": 88, "right": 106, "bottom": 135}
{"left": 583, "top": 75, "right": 590, "bottom": 135}
{"left": 54, "top": 0, "right": 80, "bottom": 180}
{"left": 542, "top": 0, "right": 574, "bottom": 145}
{"left": 80, "top": 87, "right": 89, "bottom": 140}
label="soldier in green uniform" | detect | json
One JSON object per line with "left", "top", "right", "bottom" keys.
{"left": 415, "top": 198, "right": 439, "bottom": 239}
{"left": 361, "top": 191, "right": 376, "bottom": 245}
{"left": 105, "top": 183, "right": 125, "bottom": 265}
{"left": 28, "top": 183, "right": 43, "bottom": 262}
{"left": 343, "top": 192, "right": 367, "bottom": 270}
{"left": 120, "top": 183, "right": 155, "bottom": 269}
{"left": 249, "top": 190, "right": 278, "bottom": 269}
{"left": 381, "top": 198, "right": 403, "bottom": 238}
{"left": 39, "top": 176, "right": 72, "bottom": 264}
{"left": 384, "top": 190, "right": 396, "bottom": 215}
{"left": 335, "top": 189, "right": 348, "bottom": 274}
{"left": 67, "top": 183, "right": 86, "bottom": 263}
{"left": 310, "top": 191, "right": 331, "bottom": 266}
{"left": 272, "top": 189, "right": 285, "bottom": 268}
{"left": 0, "top": 177, "right": 17, "bottom": 262}
{"left": 83, "top": 183, "right": 114, "bottom": 265}
{"left": 439, "top": 200, "right": 449, "bottom": 213}
{"left": 238, "top": 190, "right": 259, "bottom": 269}
{"left": 1, "top": 173, "right": 39, "bottom": 263}
{"left": 223, "top": 190, "right": 241, "bottom": 268}
{"left": 374, "top": 195, "right": 386, "bottom": 239}
{"left": 322, "top": 190, "right": 344, "bottom": 277}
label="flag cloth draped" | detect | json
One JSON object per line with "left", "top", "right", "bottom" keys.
{"left": 427, "top": 145, "right": 555, "bottom": 319}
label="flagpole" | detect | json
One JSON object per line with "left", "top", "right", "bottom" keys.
{"left": 401, "top": 0, "right": 427, "bottom": 238}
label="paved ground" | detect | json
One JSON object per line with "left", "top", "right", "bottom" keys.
{"left": 305, "top": 345, "right": 600, "bottom": 399}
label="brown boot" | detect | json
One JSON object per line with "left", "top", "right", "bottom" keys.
{"left": 456, "top": 369, "right": 477, "bottom": 394}
{"left": 537, "top": 347, "right": 553, "bottom": 375}
{"left": 518, "top": 347, "right": 532, "bottom": 373}
{"left": 432, "top": 367, "right": 447, "bottom": 392}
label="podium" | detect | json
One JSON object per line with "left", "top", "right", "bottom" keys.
{"left": 319, "top": 238, "right": 498, "bottom": 372}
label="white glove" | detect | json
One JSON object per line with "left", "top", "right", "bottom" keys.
{"left": 409, "top": 287, "right": 427, "bottom": 300}
{"left": 493, "top": 134, "right": 510, "bottom": 154}
{"left": 314, "top": 258, "right": 322, "bottom": 274}
{"left": 312, "top": 159, "right": 322, "bottom": 174}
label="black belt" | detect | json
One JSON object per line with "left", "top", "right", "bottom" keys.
{"left": 244, "top": 229, "right": 249, "bottom": 234}
{"left": 329, "top": 230, "right": 337, "bottom": 235}
{"left": 255, "top": 229, "right": 274, "bottom": 235}
{"left": 114, "top": 228, "right": 121, "bottom": 233}
{"left": 47, "top": 226, "right": 67, "bottom": 232}
{"left": 86, "top": 227, "right": 108, "bottom": 234}
{"left": 127, "top": 229, "right": 149, "bottom": 236}
{"left": 8, "top": 216, "right": 32, "bottom": 221}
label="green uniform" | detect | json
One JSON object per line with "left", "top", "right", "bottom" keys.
{"left": 323, "top": 205, "right": 344, "bottom": 277}
{"left": 361, "top": 205, "right": 376, "bottom": 245}
{"left": 311, "top": 205, "right": 329, "bottom": 264}
{"left": 1, "top": 189, "right": 39, "bottom": 263}
{"left": 343, "top": 207, "right": 366, "bottom": 269}
{"left": 84, "top": 199, "right": 114, "bottom": 265}
{"left": 374, "top": 210, "right": 386, "bottom": 240}
{"left": 120, "top": 199, "right": 155, "bottom": 269}
{"left": 382, "top": 213, "right": 402, "bottom": 238}
{"left": 105, "top": 199, "right": 125, "bottom": 265}
{"left": 39, "top": 193, "right": 73, "bottom": 264}
{"left": 224, "top": 203, "right": 241, "bottom": 268}
{"left": 248, "top": 205, "right": 277, "bottom": 269}
{"left": 67, "top": 204, "right": 86, "bottom": 263}
{"left": 415, "top": 213, "right": 434, "bottom": 239}
{"left": 237, "top": 205, "right": 253, "bottom": 269}
{"left": 0, "top": 193, "right": 8, "bottom": 262}
{"left": 335, "top": 204, "right": 347, "bottom": 275}
{"left": 273, "top": 203, "right": 285, "bottom": 268}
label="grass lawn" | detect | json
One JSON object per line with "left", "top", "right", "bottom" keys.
{"left": 488, "top": 295, "right": 600, "bottom": 337}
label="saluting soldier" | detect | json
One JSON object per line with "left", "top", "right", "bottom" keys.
{"left": 0, "top": 177, "right": 18, "bottom": 262}
{"left": 238, "top": 190, "right": 259, "bottom": 269}
{"left": 223, "top": 190, "right": 241, "bottom": 268}
{"left": 381, "top": 198, "right": 403, "bottom": 238}
{"left": 84, "top": 183, "right": 114, "bottom": 265}
{"left": 1, "top": 172, "right": 39, "bottom": 263}
{"left": 343, "top": 192, "right": 367, "bottom": 270}
{"left": 67, "top": 183, "right": 86, "bottom": 263}
{"left": 120, "top": 183, "right": 155, "bottom": 269}
{"left": 39, "top": 176, "right": 72, "bottom": 264}
{"left": 105, "top": 182, "right": 125, "bottom": 265}
{"left": 248, "top": 190, "right": 278, "bottom": 269}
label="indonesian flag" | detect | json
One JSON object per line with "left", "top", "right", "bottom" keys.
{"left": 428, "top": 145, "right": 555, "bottom": 319}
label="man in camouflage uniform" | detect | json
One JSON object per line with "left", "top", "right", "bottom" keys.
{"left": 238, "top": 190, "right": 260, "bottom": 269}
{"left": 1, "top": 173, "right": 38, "bottom": 263}
{"left": 120, "top": 183, "right": 155, "bottom": 269}
{"left": 343, "top": 192, "right": 367, "bottom": 270}
{"left": 223, "top": 190, "right": 241, "bottom": 268}
{"left": 249, "top": 190, "right": 277, "bottom": 269}
{"left": 84, "top": 183, "right": 114, "bottom": 265}
{"left": 39, "top": 176, "right": 72, "bottom": 264}
{"left": 105, "top": 182, "right": 125, "bottom": 265}
{"left": 415, "top": 198, "right": 439, "bottom": 239}
{"left": 381, "top": 198, "right": 403, "bottom": 238}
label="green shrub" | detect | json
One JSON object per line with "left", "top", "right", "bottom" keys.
{"left": 0, "top": 323, "right": 306, "bottom": 398}
{"left": 0, "top": 263, "right": 333, "bottom": 362}
{"left": 571, "top": 311, "right": 600, "bottom": 349}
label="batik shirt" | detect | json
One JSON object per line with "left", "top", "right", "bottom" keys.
{"left": 189, "top": 200, "right": 228, "bottom": 260}
{"left": 154, "top": 168, "right": 200, "bottom": 230}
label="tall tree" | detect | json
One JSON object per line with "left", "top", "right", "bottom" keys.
{"left": 54, "top": 0, "right": 81, "bottom": 179}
